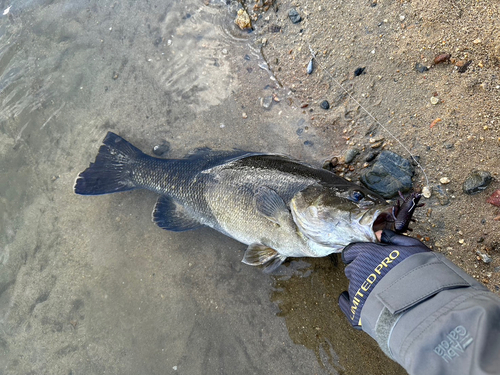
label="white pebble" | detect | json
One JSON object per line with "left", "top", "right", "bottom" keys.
{"left": 430, "top": 97, "right": 439, "bottom": 105}
{"left": 440, "top": 177, "right": 450, "bottom": 184}
{"left": 422, "top": 185, "right": 432, "bottom": 198}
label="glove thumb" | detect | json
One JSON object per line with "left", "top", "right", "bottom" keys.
{"left": 338, "top": 292, "right": 362, "bottom": 330}
{"left": 381, "top": 229, "right": 426, "bottom": 247}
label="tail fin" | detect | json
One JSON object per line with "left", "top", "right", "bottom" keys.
{"left": 74, "top": 132, "right": 144, "bottom": 195}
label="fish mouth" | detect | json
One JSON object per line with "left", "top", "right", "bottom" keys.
{"left": 371, "top": 192, "right": 424, "bottom": 234}
{"left": 372, "top": 210, "right": 393, "bottom": 233}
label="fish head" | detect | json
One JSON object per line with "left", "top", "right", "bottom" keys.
{"left": 290, "top": 184, "right": 387, "bottom": 249}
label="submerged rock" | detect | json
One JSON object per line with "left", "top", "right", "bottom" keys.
{"left": 462, "top": 170, "right": 492, "bottom": 195}
{"left": 360, "top": 151, "right": 414, "bottom": 198}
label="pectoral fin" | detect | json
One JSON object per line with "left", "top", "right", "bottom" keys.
{"left": 254, "top": 186, "right": 290, "bottom": 225}
{"left": 152, "top": 195, "right": 202, "bottom": 232}
{"left": 242, "top": 243, "right": 287, "bottom": 273}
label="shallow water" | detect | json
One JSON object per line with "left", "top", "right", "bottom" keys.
{"left": 0, "top": 1, "right": 403, "bottom": 374}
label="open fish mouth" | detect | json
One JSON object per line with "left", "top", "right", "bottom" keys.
{"left": 373, "top": 192, "right": 424, "bottom": 234}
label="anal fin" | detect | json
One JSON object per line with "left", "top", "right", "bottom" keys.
{"left": 152, "top": 195, "right": 202, "bottom": 232}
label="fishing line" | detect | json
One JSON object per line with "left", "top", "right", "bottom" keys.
{"left": 308, "top": 45, "right": 430, "bottom": 188}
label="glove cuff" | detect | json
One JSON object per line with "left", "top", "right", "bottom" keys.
{"left": 360, "top": 252, "right": 487, "bottom": 363}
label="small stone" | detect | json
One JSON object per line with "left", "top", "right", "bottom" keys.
{"left": 360, "top": 150, "right": 414, "bottom": 198}
{"left": 414, "top": 63, "right": 429, "bottom": 73}
{"left": 344, "top": 148, "right": 360, "bottom": 164}
{"left": 458, "top": 239, "right": 465, "bottom": 244}
{"left": 433, "top": 184, "right": 450, "bottom": 205}
{"left": 112, "top": 72, "right": 119, "bottom": 80}
{"left": 288, "top": 8, "right": 302, "bottom": 24}
{"left": 440, "top": 177, "right": 450, "bottom": 184}
{"left": 260, "top": 96, "right": 273, "bottom": 110}
{"left": 462, "top": 170, "right": 492, "bottom": 195}
{"left": 430, "top": 97, "right": 439, "bottom": 105}
{"left": 152, "top": 140, "right": 171, "bottom": 156}
{"left": 457, "top": 60, "right": 472, "bottom": 73}
{"left": 365, "top": 151, "right": 378, "bottom": 162}
{"left": 235, "top": 9, "right": 252, "bottom": 30}
{"left": 320, "top": 100, "right": 330, "bottom": 110}
{"left": 354, "top": 67, "right": 366, "bottom": 76}
{"left": 242, "top": 112, "right": 248, "bottom": 119}
{"left": 476, "top": 251, "right": 492, "bottom": 264}
{"left": 434, "top": 53, "right": 451, "bottom": 65}
{"left": 422, "top": 185, "right": 432, "bottom": 198}
{"left": 307, "top": 59, "right": 314, "bottom": 74}
{"left": 487, "top": 189, "right": 500, "bottom": 207}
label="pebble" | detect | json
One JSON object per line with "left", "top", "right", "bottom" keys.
{"left": 152, "top": 140, "right": 171, "bottom": 156}
{"left": 320, "top": 100, "right": 330, "bottom": 110}
{"left": 433, "top": 184, "right": 450, "bottom": 205}
{"left": 344, "top": 148, "right": 360, "bottom": 164}
{"left": 476, "top": 251, "right": 493, "bottom": 264}
{"left": 365, "top": 151, "right": 379, "bottom": 162}
{"left": 354, "top": 67, "right": 366, "bottom": 76}
{"left": 234, "top": 9, "right": 252, "bottom": 30}
{"left": 430, "top": 96, "right": 439, "bottom": 105}
{"left": 462, "top": 170, "right": 492, "bottom": 195}
{"left": 307, "top": 59, "right": 314, "bottom": 74}
{"left": 487, "top": 189, "right": 500, "bottom": 207}
{"left": 434, "top": 53, "right": 451, "bottom": 65}
{"left": 440, "top": 177, "right": 450, "bottom": 184}
{"left": 457, "top": 60, "right": 472, "bottom": 73}
{"left": 359, "top": 150, "right": 414, "bottom": 198}
{"left": 288, "top": 8, "right": 302, "bottom": 24}
{"left": 414, "top": 63, "right": 429, "bottom": 73}
{"left": 422, "top": 185, "right": 432, "bottom": 198}
{"left": 260, "top": 96, "right": 273, "bottom": 110}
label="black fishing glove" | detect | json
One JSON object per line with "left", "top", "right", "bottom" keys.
{"left": 338, "top": 230, "right": 431, "bottom": 330}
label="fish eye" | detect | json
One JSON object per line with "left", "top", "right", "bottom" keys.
{"left": 350, "top": 190, "right": 364, "bottom": 202}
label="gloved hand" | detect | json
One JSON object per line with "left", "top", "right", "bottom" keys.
{"left": 339, "top": 230, "right": 431, "bottom": 329}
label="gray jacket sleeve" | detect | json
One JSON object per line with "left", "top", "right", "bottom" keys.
{"left": 361, "top": 251, "right": 500, "bottom": 375}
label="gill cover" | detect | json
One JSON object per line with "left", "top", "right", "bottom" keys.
{"left": 290, "top": 185, "right": 381, "bottom": 248}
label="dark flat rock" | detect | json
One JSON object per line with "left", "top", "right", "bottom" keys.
{"left": 360, "top": 150, "right": 414, "bottom": 198}
{"left": 462, "top": 170, "right": 492, "bottom": 195}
